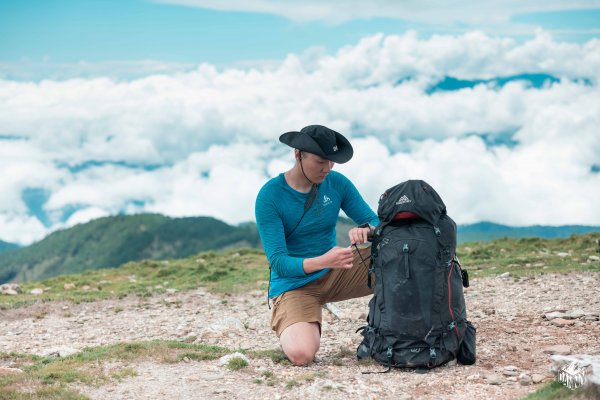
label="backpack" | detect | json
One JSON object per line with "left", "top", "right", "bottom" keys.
{"left": 356, "top": 180, "right": 475, "bottom": 371}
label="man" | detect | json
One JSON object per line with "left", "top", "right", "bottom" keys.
{"left": 255, "top": 125, "right": 379, "bottom": 366}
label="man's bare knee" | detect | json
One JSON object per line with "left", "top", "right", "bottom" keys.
{"left": 279, "top": 322, "right": 320, "bottom": 366}
{"left": 285, "top": 347, "right": 317, "bottom": 366}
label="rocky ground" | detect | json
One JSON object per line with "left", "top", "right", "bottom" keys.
{"left": 1, "top": 271, "right": 600, "bottom": 399}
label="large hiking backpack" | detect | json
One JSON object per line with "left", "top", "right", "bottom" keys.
{"left": 357, "top": 180, "right": 475, "bottom": 370}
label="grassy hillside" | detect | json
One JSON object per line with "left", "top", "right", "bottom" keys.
{"left": 1, "top": 233, "right": 598, "bottom": 310}
{"left": 0, "top": 239, "right": 19, "bottom": 253}
{"left": 0, "top": 214, "right": 260, "bottom": 284}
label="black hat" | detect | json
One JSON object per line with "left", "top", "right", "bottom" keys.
{"left": 279, "top": 125, "right": 353, "bottom": 164}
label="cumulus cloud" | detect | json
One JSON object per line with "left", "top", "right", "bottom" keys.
{"left": 0, "top": 31, "right": 599, "bottom": 244}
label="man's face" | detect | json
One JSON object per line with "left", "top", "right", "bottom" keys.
{"left": 299, "top": 152, "right": 335, "bottom": 183}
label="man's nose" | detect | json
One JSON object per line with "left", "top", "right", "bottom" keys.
{"left": 322, "top": 161, "right": 334, "bottom": 172}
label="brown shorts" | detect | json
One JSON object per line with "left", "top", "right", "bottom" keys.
{"left": 271, "top": 244, "right": 373, "bottom": 337}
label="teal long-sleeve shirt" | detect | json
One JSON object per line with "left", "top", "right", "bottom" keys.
{"left": 255, "top": 171, "right": 379, "bottom": 298}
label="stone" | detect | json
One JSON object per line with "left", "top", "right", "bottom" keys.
{"left": 588, "top": 255, "right": 600, "bottom": 262}
{"left": 30, "top": 288, "right": 44, "bottom": 295}
{"left": 466, "top": 374, "right": 480, "bottom": 381}
{"left": 63, "top": 283, "right": 76, "bottom": 290}
{"left": 0, "top": 283, "right": 21, "bottom": 295}
{"left": 563, "top": 309, "right": 585, "bottom": 319}
{"left": 81, "top": 285, "right": 91, "bottom": 291}
{"left": 551, "top": 354, "right": 600, "bottom": 386}
{"left": 499, "top": 272, "right": 510, "bottom": 278}
{"left": 543, "top": 345, "right": 571, "bottom": 355}
{"left": 544, "top": 311, "right": 566, "bottom": 320}
{"left": 556, "top": 252, "right": 570, "bottom": 257}
{"left": 551, "top": 318, "right": 575, "bottom": 327}
{"left": 519, "top": 373, "right": 532, "bottom": 386}
{"left": 39, "top": 346, "right": 79, "bottom": 358}
{"left": 531, "top": 374, "right": 546, "bottom": 384}
{"left": 485, "top": 374, "right": 502, "bottom": 385}
{"left": 503, "top": 366, "right": 519, "bottom": 376}
{"left": 218, "top": 352, "right": 250, "bottom": 366}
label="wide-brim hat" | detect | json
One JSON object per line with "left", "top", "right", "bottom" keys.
{"left": 279, "top": 125, "right": 353, "bottom": 164}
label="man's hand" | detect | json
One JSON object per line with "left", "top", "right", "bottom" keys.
{"left": 303, "top": 246, "right": 354, "bottom": 273}
{"left": 349, "top": 226, "right": 373, "bottom": 245}
{"left": 322, "top": 246, "right": 354, "bottom": 269}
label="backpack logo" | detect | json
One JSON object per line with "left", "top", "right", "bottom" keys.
{"left": 395, "top": 195, "right": 411, "bottom": 205}
{"left": 323, "top": 195, "right": 332, "bottom": 206}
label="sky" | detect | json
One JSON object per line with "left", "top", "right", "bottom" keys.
{"left": 1, "top": 0, "right": 600, "bottom": 245}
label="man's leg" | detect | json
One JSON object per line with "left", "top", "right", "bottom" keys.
{"left": 279, "top": 321, "right": 320, "bottom": 366}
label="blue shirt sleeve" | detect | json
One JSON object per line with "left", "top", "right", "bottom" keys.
{"left": 336, "top": 173, "right": 380, "bottom": 227}
{"left": 255, "top": 185, "right": 307, "bottom": 278}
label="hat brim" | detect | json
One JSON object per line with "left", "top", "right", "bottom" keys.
{"left": 279, "top": 130, "right": 353, "bottom": 164}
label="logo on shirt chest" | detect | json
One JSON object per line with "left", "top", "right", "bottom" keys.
{"left": 322, "top": 194, "right": 332, "bottom": 207}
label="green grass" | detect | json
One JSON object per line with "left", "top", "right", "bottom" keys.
{"left": 3, "top": 233, "right": 598, "bottom": 310}
{"left": 522, "top": 381, "right": 600, "bottom": 399}
{"left": 226, "top": 357, "right": 249, "bottom": 371}
{"left": 459, "top": 233, "right": 600, "bottom": 279}
{"left": 0, "top": 248, "right": 269, "bottom": 310}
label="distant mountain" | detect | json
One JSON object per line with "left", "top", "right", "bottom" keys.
{"left": 0, "top": 240, "right": 20, "bottom": 254}
{"left": 457, "top": 222, "right": 600, "bottom": 243}
{"left": 0, "top": 214, "right": 260, "bottom": 284}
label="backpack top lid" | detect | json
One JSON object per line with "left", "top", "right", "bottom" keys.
{"left": 377, "top": 180, "right": 447, "bottom": 226}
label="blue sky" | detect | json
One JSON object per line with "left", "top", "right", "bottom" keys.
{"left": 1, "top": 1, "right": 600, "bottom": 244}
{"left": 1, "top": 0, "right": 599, "bottom": 74}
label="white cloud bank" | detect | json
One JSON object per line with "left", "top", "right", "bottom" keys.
{"left": 0, "top": 31, "right": 599, "bottom": 244}
{"left": 156, "top": 0, "right": 600, "bottom": 26}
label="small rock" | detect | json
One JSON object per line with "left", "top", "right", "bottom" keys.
{"left": 506, "top": 377, "right": 518, "bottom": 382}
{"left": 499, "top": 272, "right": 510, "bottom": 278}
{"left": 519, "top": 373, "right": 532, "bottom": 386}
{"left": 503, "top": 366, "right": 519, "bottom": 376}
{"left": 81, "top": 285, "right": 91, "bottom": 291}
{"left": 0, "top": 283, "right": 21, "bottom": 295}
{"left": 63, "top": 283, "right": 76, "bottom": 290}
{"left": 556, "top": 252, "right": 570, "bottom": 257}
{"left": 30, "top": 288, "right": 44, "bottom": 295}
{"left": 164, "top": 296, "right": 179, "bottom": 304}
{"left": 466, "top": 374, "right": 480, "bottom": 381}
{"left": 588, "top": 255, "right": 600, "bottom": 262}
{"left": 166, "top": 288, "right": 178, "bottom": 294}
{"left": 551, "top": 318, "right": 575, "bottom": 327}
{"left": 563, "top": 309, "right": 585, "bottom": 319}
{"left": 486, "top": 374, "right": 502, "bottom": 385}
{"left": 544, "top": 311, "right": 565, "bottom": 320}
{"left": 543, "top": 345, "right": 571, "bottom": 355}
{"left": 39, "top": 346, "right": 79, "bottom": 358}
{"left": 531, "top": 374, "right": 545, "bottom": 384}
{"left": 218, "top": 352, "right": 250, "bottom": 366}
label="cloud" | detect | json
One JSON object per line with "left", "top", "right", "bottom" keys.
{"left": 155, "top": 0, "right": 600, "bottom": 26}
{"left": 0, "top": 31, "right": 599, "bottom": 244}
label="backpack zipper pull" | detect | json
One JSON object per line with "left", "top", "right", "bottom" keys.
{"left": 403, "top": 243, "right": 410, "bottom": 279}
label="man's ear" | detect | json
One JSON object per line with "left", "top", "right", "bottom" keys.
{"left": 295, "top": 149, "right": 302, "bottom": 161}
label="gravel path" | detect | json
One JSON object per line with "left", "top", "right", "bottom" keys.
{"left": 1, "top": 272, "right": 599, "bottom": 399}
